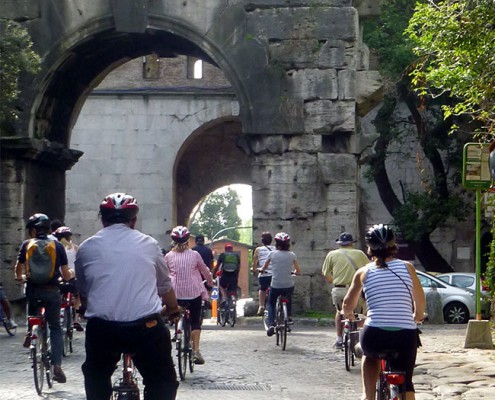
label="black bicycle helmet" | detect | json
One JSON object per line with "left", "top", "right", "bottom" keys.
{"left": 195, "top": 234, "right": 205, "bottom": 244}
{"left": 99, "top": 193, "right": 139, "bottom": 221}
{"left": 171, "top": 226, "right": 190, "bottom": 244}
{"left": 26, "top": 213, "right": 50, "bottom": 230}
{"left": 365, "top": 224, "right": 396, "bottom": 250}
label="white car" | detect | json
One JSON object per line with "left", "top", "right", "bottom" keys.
{"left": 415, "top": 270, "right": 485, "bottom": 324}
{"left": 436, "top": 272, "right": 489, "bottom": 296}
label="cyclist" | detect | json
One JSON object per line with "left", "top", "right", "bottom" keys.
{"left": 192, "top": 234, "right": 214, "bottom": 271}
{"left": 251, "top": 232, "right": 275, "bottom": 316}
{"left": 342, "top": 224, "right": 426, "bottom": 400}
{"left": 259, "top": 232, "right": 301, "bottom": 337}
{"left": 54, "top": 226, "right": 83, "bottom": 331}
{"left": 321, "top": 232, "right": 369, "bottom": 348}
{"left": 14, "top": 213, "right": 73, "bottom": 383}
{"left": 165, "top": 226, "right": 214, "bottom": 365}
{"left": 0, "top": 283, "right": 17, "bottom": 329}
{"left": 215, "top": 243, "right": 240, "bottom": 305}
{"left": 75, "top": 193, "right": 181, "bottom": 400}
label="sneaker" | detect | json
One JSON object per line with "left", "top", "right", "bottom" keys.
{"left": 193, "top": 351, "right": 205, "bottom": 365}
{"left": 23, "top": 333, "right": 32, "bottom": 348}
{"left": 334, "top": 339, "right": 343, "bottom": 349}
{"left": 53, "top": 366, "right": 67, "bottom": 383}
{"left": 257, "top": 306, "right": 264, "bottom": 316}
{"left": 288, "top": 317, "right": 294, "bottom": 325}
{"left": 73, "top": 322, "right": 84, "bottom": 332}
{"left": 267, "top": 326, "right": 275, "bottom": 337}
{"left": 6, "top": 319, "right": 17, "bottom": 329}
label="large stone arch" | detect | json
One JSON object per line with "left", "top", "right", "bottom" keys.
{"left": 174, "top": 117, "right": 250, "bottom": 225}
{"left": 1, "top": 1, "right": 384, "bottom": 312}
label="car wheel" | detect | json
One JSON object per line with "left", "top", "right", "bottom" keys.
{"left": 443, "top": 301, "right": 469, "bottom": 324}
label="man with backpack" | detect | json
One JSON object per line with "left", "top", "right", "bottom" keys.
{"left": 214, "top": 243, "right": 240, "bottom": 304}
{"left": 14, "top": 213, "right": 73, "bottom": 383}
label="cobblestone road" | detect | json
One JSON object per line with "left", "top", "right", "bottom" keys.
{"left": 0, "top": 319, "right": 494, "bottom": 399}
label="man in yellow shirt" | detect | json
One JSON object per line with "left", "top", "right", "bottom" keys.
{"left": 321, "top": 232, "right": 369, "bottom": 348}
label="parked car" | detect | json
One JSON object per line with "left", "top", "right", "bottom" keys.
{"left": 436, "top": 272, "right": 489, "bottom": 296}
{"left": 436, "top": 272, "right": 491, "bottom": 320}
{"left": 415, "top": 270, "right": 490, "bottom": 324}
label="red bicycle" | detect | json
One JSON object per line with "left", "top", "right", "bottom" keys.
{"left": 59, "top": 281, "right": 76, "bottom": 356}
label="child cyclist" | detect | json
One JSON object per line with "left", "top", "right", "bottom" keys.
{"left": 260, "top": 232, "right": 301, "bottom": 336}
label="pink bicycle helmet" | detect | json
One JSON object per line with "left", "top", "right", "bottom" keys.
{"left": 171, "top": 226, "right": 190, "bottom": 244}
{"left": 274, "top": 232, "right": 290, "bottom": 243}
{"left": 54, "top": 226, "right": 72, "bottom": 239}
{"left": 99, "top": 193, "right": 139, "bottom": 221}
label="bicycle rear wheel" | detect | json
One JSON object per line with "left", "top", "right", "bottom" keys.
{"left": 63, "top": 306, "right": 73, "bottom": 355}
{"left": 32, "top": 327, "right": 44, "bottom": 395}
{"left": 176, "top": 336, "right": 187, "bottom": 381}
{"left": 45, "top": 331, "right": 53, "bottom": 388}
{"left": 279, "top": 302, "right": 288, "bottom": 350}
{"left": 218, "top": 304, "right": 227, "bottom": 327}
{"left": 228, "top": 297, "right": 236, "bottom": 327}
{"left": 184, "top": 320, "right": 194, "bottom": 374}
{"left": 2, "top": 318, "right": 16, "bottom": 336}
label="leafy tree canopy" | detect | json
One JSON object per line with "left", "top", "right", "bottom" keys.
{"left": 406, "top": 0, "right": 495, "bottom": 138}
{"left": 189, "top": 188, "right": 242, "bottom": 242}
{"left": 0, "top": 20, "right": 40, "bottom": 130}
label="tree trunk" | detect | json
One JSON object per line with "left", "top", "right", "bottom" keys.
{"left": 408, "top": 235, "right": 454, "bottom": 273}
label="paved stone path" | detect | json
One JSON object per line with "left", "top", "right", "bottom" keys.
{"left": 0, "top": 320, "right": 493, "bottom": 399}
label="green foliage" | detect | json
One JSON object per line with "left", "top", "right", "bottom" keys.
{"left": 189, "top": 188, "right": 242, "bottom": 241}
{"left": 406, "top": 0, "right": 495, "bottom": 138}
{"left": 0, "top": 20, "right": 41, "bottom": 128}
{"left": 363, "top": 0, "right": 419, "bottom": 79}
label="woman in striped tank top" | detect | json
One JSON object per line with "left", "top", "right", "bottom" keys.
{"left": 342, "top": 224, "right": 426, "bottom": 400}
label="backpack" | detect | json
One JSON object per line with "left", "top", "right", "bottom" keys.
{"left": 25, "top": 238, "right": 57, "bottom": 284}
{"left": 222, "top": 253, "right": 240, "bottom": 272}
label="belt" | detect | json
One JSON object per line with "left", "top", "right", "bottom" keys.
{"left": 334, "top": 285, "right": 348, "bottom": 288}
{"left": 90, "top": 313, "right": 162, "bottom": 327}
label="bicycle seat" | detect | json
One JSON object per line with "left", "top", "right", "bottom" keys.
{"left": 377, "top": 350, "right": 400, "bottom": 360}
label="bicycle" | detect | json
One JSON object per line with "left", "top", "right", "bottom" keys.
{"left": 342, "top": 313, "right": 365, "bottom": 371}
{"left": 0, "top": 297, "right": 16, "bottom": 336}
{"left": 174, "top": 301, "right": 194, "bottom": 380}
{"left": 59, "top": 281, "right": 76, "bottom": 356}
{"left": 217, "top": 290, "right": 236, "bottom": 328}
{"left": 274, "top": 294, "right": 290, "bottom": 350}
{"left": 376, "top": 350, "right": 406, "bottom": 400}
{"left": 112, "top": 352, "right": 140, "bottom": 399}
{"left": 28, "top": 303, "right": 53, "bottom": 395}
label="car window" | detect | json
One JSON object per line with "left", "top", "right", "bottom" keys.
{"left": 452, "top": 276, "right": 474, "bottom": 288}
{"left": 437, "top": 276, "right": 450, "bottom": 284}
{"left": 417, "top": 274, "right": 434, "bottom": 288}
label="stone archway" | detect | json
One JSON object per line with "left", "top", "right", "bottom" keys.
{"left": 174, "top": 117, "right": 250, "bottom": 225}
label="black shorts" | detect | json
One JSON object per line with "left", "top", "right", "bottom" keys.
{"left": 360, "top": 325, "right": 418, "bottom": 392}
{"left": 219, "top": 271, "right": 238, "bottom": 293}
{"left": 258, "top": 275, "right": 272, "bottom": 291}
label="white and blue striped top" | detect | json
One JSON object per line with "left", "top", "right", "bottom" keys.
{"left": 363, "top": 259, "right": 416, "bottom": 329}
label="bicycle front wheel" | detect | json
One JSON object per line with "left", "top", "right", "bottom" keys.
{"left": 344, "top": 333, "right": 351, "bottom": 371}
{"left": 32, "top": 329, "right": 45, "bottom": 395}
